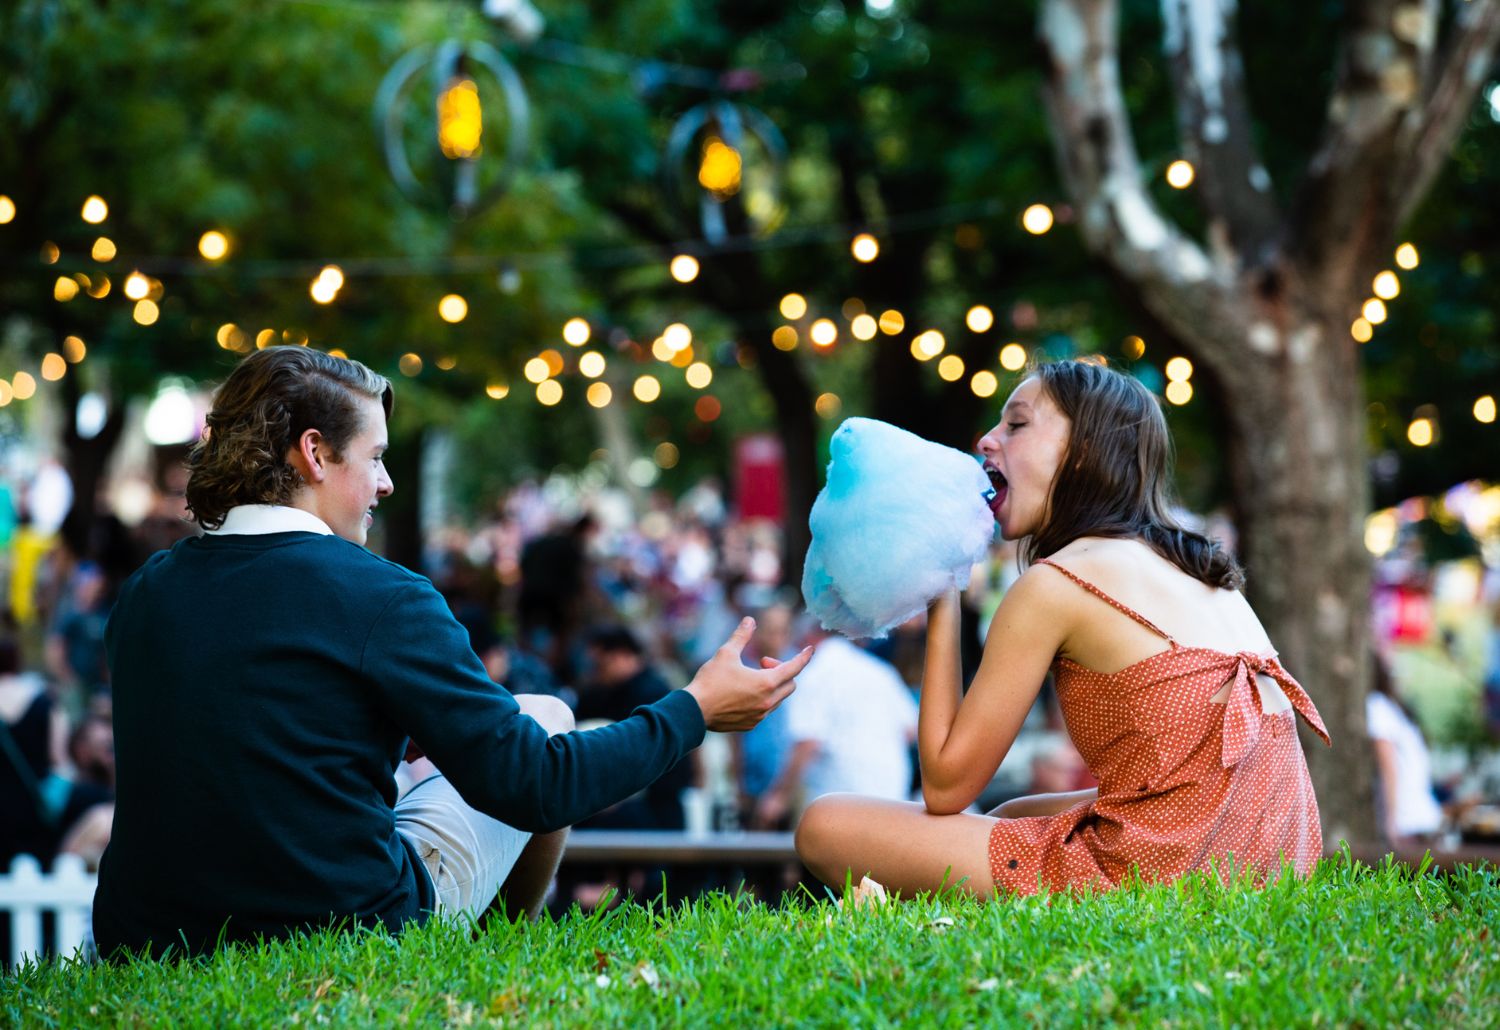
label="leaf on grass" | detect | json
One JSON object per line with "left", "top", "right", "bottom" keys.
{"left": 312, "top": 978, "right": 335, "bottom": 1000}
{"left": 593, "top": 948, "right": 610, "bottom": 973}
{"left": 848, "top": 876, "right": 889, "bottom": 909}
{"left": 595, "top": 974, "right": 612, "bottom": 989}
{"left": 927, "top": 916, "right": 956, "bottom": 932}
{"left": 1191, "top": 981, "right": 1211, "bottom": 997}
{"left": 634, "top": 961, "right": 661, "bottom": 991}
{"left": 486, "top": 991, "right": 520, "bottom": 1017}
{"left": 971, "top": 977, "right": 1001, "bottom": 992}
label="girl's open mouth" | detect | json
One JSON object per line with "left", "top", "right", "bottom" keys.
{"left": 984, "top": 462, "right": 1008, "bottom": 517}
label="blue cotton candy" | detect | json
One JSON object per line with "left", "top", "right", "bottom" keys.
{"left": 803, "top": 417, "right": 996, "bottom": 639}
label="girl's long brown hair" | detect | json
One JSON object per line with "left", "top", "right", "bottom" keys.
{"left": 1022, "top": 359, "right": 1243, "bottom": 590}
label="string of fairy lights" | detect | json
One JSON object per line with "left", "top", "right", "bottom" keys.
{"left": 1, "top": 162, "right": 1496, "bottom": 441}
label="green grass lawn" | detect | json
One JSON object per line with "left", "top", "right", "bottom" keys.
{"left": 5, "top": 855, "right": 1497, "bottom": 1028}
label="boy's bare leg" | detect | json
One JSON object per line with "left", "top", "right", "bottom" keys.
{"left": 492, "top": 694, "right": 574, "bottom": 920}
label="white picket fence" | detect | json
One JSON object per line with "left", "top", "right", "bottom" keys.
{"left": 0, "top": 854, "right": 96, "bottom": 967}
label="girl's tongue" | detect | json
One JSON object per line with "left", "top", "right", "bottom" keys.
{"left": 984, "top": 464, "right": 1008, "bottom": 518}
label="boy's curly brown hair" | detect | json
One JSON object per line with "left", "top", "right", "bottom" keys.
{"left": 185, "top": 347, "right": 393, "bottom": 530}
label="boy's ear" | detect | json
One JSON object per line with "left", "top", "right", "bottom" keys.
{"left": 288, "top": 428, "right": 328, "bottom": 483}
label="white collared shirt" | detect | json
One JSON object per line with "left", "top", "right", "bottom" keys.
{"left": 207, "top": 504, "right": 334, "bottom": 536}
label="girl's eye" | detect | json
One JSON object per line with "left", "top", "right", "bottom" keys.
{"left": 1007, "top": 421, "right": 1027, "bottom": 431}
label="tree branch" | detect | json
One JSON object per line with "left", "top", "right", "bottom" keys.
{"left": 1038, "top": 0, "right": 1242, "bottom": 372}
{"left": 1160, "top": 0, "right": 1282, "bottom": 265}
{"left": 1395, "top": 0, "right": 1500, "bottom": 225}
{"left": 1286, "top": 0, "right": 1428, "bottom": 287}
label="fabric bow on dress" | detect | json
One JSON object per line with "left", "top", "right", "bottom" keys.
{"left": 1215, "top": 651, "right": 1331, "bottom": 769}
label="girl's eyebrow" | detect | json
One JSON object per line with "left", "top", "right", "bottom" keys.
{"left": 1003, "top": 400, "right": 1033, "bottom": 416}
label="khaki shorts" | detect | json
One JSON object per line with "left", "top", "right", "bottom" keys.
{"left": 394, "top": 774, "right": 531, "bottom": 921}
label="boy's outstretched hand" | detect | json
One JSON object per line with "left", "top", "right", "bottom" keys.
{"left": 685, "top": 617, "right": 813, "bottom": 732}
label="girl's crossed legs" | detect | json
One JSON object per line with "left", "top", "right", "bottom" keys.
{"left": 795, "top": 794, "right": 999, "bottom": 898}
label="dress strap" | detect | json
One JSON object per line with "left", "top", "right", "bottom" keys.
{"left": 1034, "top": 559, "right": 1177, "bottom": 645}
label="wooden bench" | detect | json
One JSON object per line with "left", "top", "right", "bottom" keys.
{"left": 561, "top": 830, "right": 799, "bottom": 866}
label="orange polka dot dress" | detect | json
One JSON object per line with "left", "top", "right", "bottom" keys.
{"left": 987, "top": 560, "right": 1332, "bottom": 894}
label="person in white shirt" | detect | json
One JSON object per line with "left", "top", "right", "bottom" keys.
{"left": 752, "top": 628, "right": 918, "bottom": 828}
{"left": 1367, "top": 656, "right": 1444, "bottom": 846}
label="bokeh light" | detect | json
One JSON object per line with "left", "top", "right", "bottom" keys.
{"left": 633, "top": 375, "right": 661, "bottom": 402}
{"left": 1022, "top": 204, "right": 1054, "bottom": 235}
{"left": 199, "top": 231, "right": 230, "bottom": 261}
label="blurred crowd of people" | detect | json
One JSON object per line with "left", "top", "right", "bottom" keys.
{"left": 4, "top": 459, "right": 1500, "bottom": 913}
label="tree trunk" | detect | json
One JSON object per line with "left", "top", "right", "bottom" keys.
{"left": 384, "top": 424, "right": 425, "bottom": 572}
{"left": 1224, "top": 309, "right": 1377, "bottom": 844}
{"left": 58, "top": 364, "right": 127, "bottom": 561}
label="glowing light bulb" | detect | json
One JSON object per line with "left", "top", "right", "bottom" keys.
{"left": 851, "top": 314, "right": 878, "bottom": 340}
{"left": 937, "top": 355, "right": 965, "bottom": 381}
{"left": 971, "top": 370, "right": 998, "bottom": 398}
{"left": 1165, "top": 357, "right": 1193, "bottom": 382}
{"left": 562, "top": 318, "right": 591, "bottom": 346}
{"left": 1165, "top": 380, "right": 1193, "bottom": 405}
{"left": 685, "top": 362, "right": 713, "bottom": 389}
{"left": 1473, "top": 395, "right": 1496, "bottom": 424}
{"left": 1362, "top": 298, "right": 1388, "bottom": 325}
{"left": 198, "top": 231, "right": 230, "bottom": 261}
{"left": 438, "top": 294, "right": 468, "bottom": 323}
{"left": 536, "top": 380, "right": 563, "bottom": 406}
{"left": 850, "top": 233, "right": 880, "bottom": 263}
{"left": 810, "top": 319, "right": 838, "bottom": 347}
{"left": 579, "top": 351, "right": 606, "bottom": 378}
{"left": 81, "top": 196, "right": 108, "bottom": 224}
{"left": 965, "top": 305, "right": 994, "bottom": 333}
{"left": 437, "top": 78, "right": 483, "bottom": 160}
{"left": 779, "top": 293, "right": 807, "bottom": 320}
{"left": 670, "top": 254, "right": 700, "bottom": 283}
{"left": 1406, "top": 418, "right": 1433, "bottom": 447}
{"left": 1372, "top": 270, "right": 1400, "bottom": 300}
{"left": 524, "top": 358, "right": 550, "bottom": 383}
{"left": 633, "top": 375, "right": 661, "bottom": 403}
{"left": 1394, "top": 243, "right": 1419, "bottom": 270}
{"left": 586, "top": 382, "right": 613, "bottom": 408}
{"left": 1165, "top": 160, "right": 1195, "bottom": 189}
{"left": 91, "top": 237, "right": 116, "bottom": 262}
{"left": 698, "top": 137, "right": 742, "bottom": 197}
{"left": 1022, "top": 204, "right": 1054, "bottom": 235}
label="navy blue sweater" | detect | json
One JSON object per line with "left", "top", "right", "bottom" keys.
{"left": 93, "top": 532, "right": 705, "bottom": 957}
